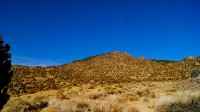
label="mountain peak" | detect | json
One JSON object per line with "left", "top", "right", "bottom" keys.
{"left": 106, "top": 51, "right": 132, "bottom": 56}
{"left": 185, "top": 56, "right": 196, "bottom": 60}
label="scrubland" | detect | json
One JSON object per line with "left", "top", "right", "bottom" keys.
{"left": 3, "top": 78, "right": 200, "bottom": 112}
{"left": 4, "top": 52, "right": 200, "bottom": 111}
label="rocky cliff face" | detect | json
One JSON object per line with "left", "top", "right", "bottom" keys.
{"left": 8, "top": 52, "right": 200, "bottom": 96}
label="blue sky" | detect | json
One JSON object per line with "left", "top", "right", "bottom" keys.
{"left": 1, "top": 0, "right": 200, "bottom": 66}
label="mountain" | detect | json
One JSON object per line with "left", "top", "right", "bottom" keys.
{"left": 8, "top": 51, "right": 200, "bottom": 96}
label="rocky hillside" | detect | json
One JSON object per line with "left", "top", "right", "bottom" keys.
{"left": 8, "top": 51, "right": 200, "bottom": 96}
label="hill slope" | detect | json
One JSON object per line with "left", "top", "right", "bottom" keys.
{"left": 8, "top": 51, "right": 200, "bottom": 96}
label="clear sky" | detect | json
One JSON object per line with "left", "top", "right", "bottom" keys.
{"left": 0, "top": 0, "right": 200, "bottom": 66}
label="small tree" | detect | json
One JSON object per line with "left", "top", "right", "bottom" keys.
{"left": 0, "top": 35, "right": 12, "bottom": 109}
{"left": 191, "top": 69, "right": 200, "bottom": 78}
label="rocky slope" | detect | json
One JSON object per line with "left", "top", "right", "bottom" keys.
{"left": 8, "top": 51, "right": 200, "bottom": 96}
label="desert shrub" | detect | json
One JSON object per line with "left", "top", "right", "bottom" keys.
{"left": 56, "top": 89, "right": 69, "bottom": 100}
{"left": 2, "top": 97, "right": 48, "bottom": 112}
{"left": 26, "top": 100, "right": 48, "bottom": 111}
{"left": 48, "top": 99, "right": 68, "bottom": 112}
{"left": 92, "top": 101, "right": 139, "bottom": 112}
{"left": 165, "top": 88, "right": 177, "bottom": 93}
{"left": 91, "top": 100, "right": 124, "bottom": 112}
{"left": 88, "top": 84, "right": 95, "bottom": 89}
{"left": 88, "top": 92, "right": 104, "bottom": 100}
{"left": 150, "top": 92, "right": 156, "bottom": 98}
{"left": 125, "top": 93, "right": 139, "bottom": 101}
{"left": 135, "top": 87, "right": 150, "bottom": 97}
{"left": 107, "top": 90, "right": 118, "bottom": 95}
{"left": 1, "top": 98, "right": 29, "bottom": 112}
{"left": 148, "top": 101, "right": 156, "bottom": 109}
{"left": 122, "top": 104, "right": 139, "bottom": 112}
{"left": 191, "top": 69, "right": 200, "bottom": 78}
{"left": 143, "top": 97, "right": 149, "bottom": 102}
{"left": 75, "top": 101, "right": 91, "bottom": 112}
{"left": 41, "top": 105, "right": 57, "bottom": 112}
{"left": 26, "top": 96, "right": 48, "bottom": 111}
{"left": 104, "top": 86, "right": 113, "bottom": 90}
{"left": 156, "top": 90, "right": 200, "bottom": 112}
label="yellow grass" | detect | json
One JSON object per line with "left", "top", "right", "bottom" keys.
{"left": 3, "top": 80, "right": 200, "bottom": 112}
{"left": 155, "top": 90, "right": 200, "bottom": 112}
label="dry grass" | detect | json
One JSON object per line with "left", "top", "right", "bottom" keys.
{"left": 41, "top": 97, "right": 139, "bottom": 112}
{"left": 155, "top": 90, "right": 200, "bottom": 112}
{"left": 2, "top": 96, "right": 48, "bottom": 112}
{"left": 87, "top": 91, "right": 105, "bottom": 100}
{"left": 3, "top": 83, "right": 141, "bottom": 112}
{"left": 124, "top": 93, "right": 139, "bottom": 101}
{"left": 4, "top": 80, "right": 200, "bottom": 112}
{"left": 135, "top": 87, "right": 150, "bottom": 97}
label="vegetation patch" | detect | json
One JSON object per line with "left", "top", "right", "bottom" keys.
{"left": 155, "top": 90, "right": 200, "bottom": 112}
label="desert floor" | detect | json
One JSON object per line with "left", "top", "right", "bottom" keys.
{"left": 2, "top": 78, "right": 200, "bottom": 112}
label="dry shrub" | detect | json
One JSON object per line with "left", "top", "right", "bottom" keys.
{"left": 3, "top": 86, "right": 142, "bottom": 112}
{"left": 88, "top": 92, "right": 104, "bottom": 100}
{"left": 165, "top": 88, "right": 177, "bottom": 93}
{"left": 91, "top": 100, "right": 124, "bottom": 112}
{"left": 104, "top": 85, "right": 113, "bottom": 90}
{"left": 125, "top": 93, "right": 139, "bottom": 101}
{"left": 2, "top": 96, "right": 48, "bottom": 112}
{"left": 75, "top": 101, "right": 91, "bottom": 112}
{"left": 56, "top": 89, "right": 65, "bottom": 99}
{"left": 149, "top": 83, "right": 156, "bottom": 87}
{"left": 107, "top": 90, "right": 118, "bottom": 95}
{"left": 116, "top": 83, "right": 124, "bottom": 88}
{"left": 46, "top": 96, "right": 139, "bottom": 112}
{"left": 117, "top": 89, "right": 122, "bottom": 94}
{"left": 1, "top": 98, "right": 29, "bottom": 112}
{"left": 150, "top": 92, "right": 156, "bottom": 98}
{"left": 135, "top": 87, "right": 150, "bottom": 97}
{"left": 91, "top": 96, "right": 139, "bottom": 112}
{"left": 49, "top": 98, "right": 92, "bottom": 112}
{"left": 90, "top": 100, "right": 109, "bottom": 112}
{"left": 88, "top": 84, "right": 95, "bottom": 89}
{"left": 48, "top": 99, "right": 68, "bottom": 111}
{"left": 148, "top": 101, "right": 156, "bottom": 109}
{"left": 143, "top": 97, "right": 149, "bottom": 102}
{"left": 122, "top": 104, "right": 139, "bottom": 112}
{"left": 107, "top": 103, "right": 124, "bottom": 112}
{"left": 41, "top": 105, "right": 57, "bottom": 112}
{"left": 56, "top": 89, "right": 70, "bottom": 100}
{"left": 155, "top": 90, "right": 200, "bottom": 112}
{"left": 27, "top": 98, "right": 48, "bottom": 111}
